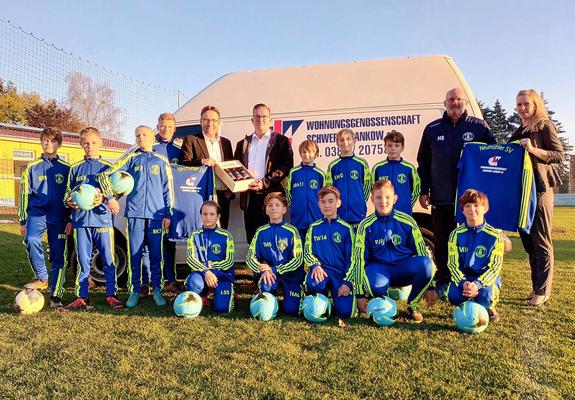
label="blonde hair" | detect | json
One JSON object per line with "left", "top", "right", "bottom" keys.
{"left": 80, "top": 127, "right": 102, "bottom": 139}
{"left": 336, "top": 128, "right": 355, "bottom": 142}
{"left": 158, "top": 112, "right": 176, "bottom": 123}
{"left": 517, "top": 89, "right": 552, "bottom": 132}
{"left": 298, "top": 139, "right": 319, "bottom": 155}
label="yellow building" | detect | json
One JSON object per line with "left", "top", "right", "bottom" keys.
{"left": 0, "top": 123, "right": 131, "bottom": 210}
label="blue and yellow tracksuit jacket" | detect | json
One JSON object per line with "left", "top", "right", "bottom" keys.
{"left": 325, "top": 155, "right": 371, "bottom": 224}
{"left": 246, "top": 221, "right": 303, "bottom": 275}
{"left": 352, "top": 209, "right": 430, "bottom": 294}
{"left": 98, "top": 149, "right": 174, "bottom": 220}
{"left": 285, "top": 163, "right": 325, "bottom": 230}
{"left": 372, "top": 158, "right": 420, "bottom": 215}
{"left": 447, "top": 222, "right": 504, "bottom": 289}
{"left": 153, "top": 134, "right": 182, "bottom": 164}
{"left": 304, "top": 217, "right": 355, "bottom": 288}
{"left": 18, "top": 155, "right": 71, "bottom": 225}
{"left": 187, "top": 227, "right": 235, "bottom": 275}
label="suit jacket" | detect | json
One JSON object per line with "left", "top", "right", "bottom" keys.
{"left": 234, "top": 131, "right": 294, "bottom": 210}
{"left": 180, "top": 134, "right": 234, "bottom": 167}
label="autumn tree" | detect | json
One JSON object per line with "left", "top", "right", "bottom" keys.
{"left": 25, "top": 99, "right": 85, "bottom": 132}
{"left": 0, "top": 78, "right": 41, "bottom": 124}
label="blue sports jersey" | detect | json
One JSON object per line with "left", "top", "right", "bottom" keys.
{"left": 325, "top": 155, "right": 371, "bottom": 224}
{"left": 65, "top": 157, "right": 113, "bottom": 228}
{"left": 285, "top": 163, "right": 325, "bottom": 229}
{"left": 186, "top": 227, "right": 235, "bottom": 273}
{"left": 153, "top": 134, "right": 182, "bottom": 164}
{"left": 456, "top": 142, "right": 536, "bottom": 233}
{"left": 372, "top": 158, "right": 420, "bottom": 215}
{"left": 18, "top": 155, "right": 71, "bottom": 225}
{"left": 169, "top": 165, "right": 215, "bottom": 240}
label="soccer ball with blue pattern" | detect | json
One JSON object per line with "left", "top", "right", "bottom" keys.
{"left": 367, "top": 296, "right": 398, "bottom": 326}
{"left": 302, "top": 293, "right": 332, "bottom": 323}
{"left": 70, "top": 184, "right": 100, "bottom": 211}
{"left": 250, "top": 292, "right": 278, "bottom": 321}
{"left": 453, "top": 301, "right": 489, "bottom": 334}
{"left": 110, "top": 171, "right": 134, "bottom": 196}
{"left": 387, "top": 285, "right": 412, "bottom": 301}
{"left": 173, "top": 291, "right": 203, "bottom": 318}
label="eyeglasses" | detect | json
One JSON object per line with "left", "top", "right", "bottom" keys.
{"left": 253, "top": 115, "right": 270, "bottom": 120}
{"left": 201, "top": 118, "right": 220, "bottom": 124}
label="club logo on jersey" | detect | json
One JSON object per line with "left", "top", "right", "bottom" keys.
{"left": 397, "top": 173, "right": 407, "bottom": 184}
{"left": 186, "top": 176, "right": 196, "bottom": 186}
{"left": 77, "top": 175, "right": 87, "bottom": 182}
{"left": 350, "top": 170, "right": 359, "bottom": 180}
{"left": 488, "top": 156, "right": 502, "bottom": 166}
{"left": 391, "top": 234, "right": 402, "bottom": 245}
{"left": 211, "top": 244, "right": 221, "bottom": 255}
{"left": 475, "top": 245, "right": 487, "bottom": 258}
{"left": 332, "top": 232, "right": 342, "bottom": 244}
{"left": 54, "top": 174, "right": 65, "bottom": 184}
{"left": 277, "top": 238, "right": 288, "bottom": 251}
{"left": 150, "top": 165, "right": 160, "bottom": 175}
{"left": 309, "top": 179, "right": 319, "bottom": 189}
{"left": 462, "top": 132, "right": 475, "bottom": 141}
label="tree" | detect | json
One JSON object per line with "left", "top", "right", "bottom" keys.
{"left": 66, "top": 72, "right": 125, "bottom": 140}
{"left": 25, "top": 99, "right": 85, "bottom": 132}
{"left": 0, "top": 78, "right": 41, "bottom": 125}
{"left": 490, "top": 100, "right": 513, "bottom": 143}
{"left": 477, "top": 99, "right": 494, "bottom": 126}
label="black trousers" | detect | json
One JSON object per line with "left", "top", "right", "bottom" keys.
{"left": 431, "top": 203, "right": 456, "bottom": 285}
{"left": 243, "top": 191, "right": 269, "bottom": 244}
{"left": 216, "top": 190, "right": 232, "bottom": 229}
{"left": 519, "top": 190, "right": 554, "bottom": 296}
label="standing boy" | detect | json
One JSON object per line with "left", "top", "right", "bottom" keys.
{"left": 285, "top": 139, "right": 325, "bottom": 240}
{"left": 325, "top": 128, "right": 371, "bottom": 227}
{"left": 63, "top": 127, "right": 123, "bottom": 310}
{"left": 18, "top": 127, "right": 71, "bottom": 308}
{"left": 99, "top": 125, "right": 173, "bottom": 308}
{"left": 372, "top": 130, "right": 420, "bottom": 215}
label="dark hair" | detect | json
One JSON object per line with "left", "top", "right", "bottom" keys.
{"left": 200, "top": 106, "right": 220, "bottom": 119}
{"left": 264, "top": 192, "right": 288, "bottom": 208}
{"left": 459, "top": 189, "right": 489, "bottom": 209}
{"left": 318, "top": 185, "right": 340, "bottom": 200}
{"left": 384, "top": 130, "right": 404, "bottom": 146}
{"left": 371, "top": 179, "right": 394, "bottom": 194}
{"left": 200, "top": 200, "right": 221, "bottom": 215}
{"left": 252, "top": 103, "right": 270, "bottom": 115}
{"left": 40, "top": 128, "right": 63, "bottom": 145}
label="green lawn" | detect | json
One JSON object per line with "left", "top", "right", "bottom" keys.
{"left": 0, "top": 209, "right": 574, "bottom": 399}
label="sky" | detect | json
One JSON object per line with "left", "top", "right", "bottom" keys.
{"left": 1, "top": 0, "right": 573, "bottom": 147}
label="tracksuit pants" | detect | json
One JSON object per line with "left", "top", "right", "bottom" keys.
{"left": 126, "top": 217, "right": 164, "bottom": 293}
{"left": 448, "top": 276, "right": 502, "bottom": 309}
{"left": 431, "top": 204, "right": 456, "bottom": 285}
{"left": 185, "top": 269, "right": 235, "bottom": 313}
{"left": 304, "top": 268, "right": 356, "bottom": 318}
{"left": 258, "top": 267, "right": 305, "bottom": 316}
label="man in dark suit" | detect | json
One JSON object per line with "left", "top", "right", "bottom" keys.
{"left": 234, "top": 103, "right": 294, "bottom": 243}
{"left": 180, "top": 105, "right": 235, "bottom": 228}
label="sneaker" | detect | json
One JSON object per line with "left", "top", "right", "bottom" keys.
{"left": 50, "top": 300, "right": 64, "bottom": 310}
{"left": 24, "top": 279, "right": 49, "bottom": 290}
{"left": 64, "top": 297, "right": 94, "bottom": 311}
{"left": 407, "top": 306, "right": 424, "bottom": 324}
{"left": 139, "top": 284, "right": 150, "bottom": 299}
{"left": 126, "top": 293, "right": 140, "bottom": 308}
{"left": 152, "top": 289, "right": 167, "bottom": 306}
{"left": 488, "top": 307, "right": 500, "bottom": 323}
{"left": 424, "top": 289, "right": 438, "bottom": 307}
{"left": 106, "top": 296, "right": 124, "bottom": 310}
{"left": 201, "top": 295, "right": 212, "bottom": 308}
{"left": 163, "top": 281, "right": 181, "bottom": 294}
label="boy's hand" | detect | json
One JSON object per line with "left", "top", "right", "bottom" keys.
{"left": 20, "top": 225, "right": 26, "bottom": 237}
{"left": 259, "top": 263, "right": 271, "bottom": 273}
{"left": 205, "top": 270, "right": 218, "bottom": 288}
{"left": 337, "top": 284, "right": 351, "bottom": 297}
{"left": 65, "top": 222, "right": 73, "bottom": 236}
{"left": 162, "top": 218, "right": 171, "bottom": 229}
{"left": 66, "top": 197, "right": 80, "bottom": 211}
{"left": 419, "top": 195, "right": 430, "bottom": 210}
{"left": 262, "top": 269, "right": 276, "bottom": 286}
{"left": 462, "top": 281, "right": 479, "bottom": 298}
{"left": 108, "top": 198, "right": 120, "bottom": 214}
{"left": 311, "top": 266, "right": 328, "bottom": 283}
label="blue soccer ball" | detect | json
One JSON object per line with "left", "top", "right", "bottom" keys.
{"left": 173, "top": 291, "right": 203, "bottom": 318}
{"left": 302, "top": 293, "right": 332, "bottom": 323}
{"left": 367, "top": 296, "right": 398, "bottom": 327}
{"left": 250, "top": 292, "right": 278, "bottom": 321}
{"left": 387, "top": 285, "right": 412, "bottom": 301}
{"left": 70, "top": 184, "right": 100, "bottom": 211}
{"left": 453, "top": 301, "right": 489, "bottom": 334}
{"left": 110, "top": 171, "right": 134, "bottom": 196}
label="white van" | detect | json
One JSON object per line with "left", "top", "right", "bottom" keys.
{"left": 172, "top": 54, "right": 483, "bottom": 261}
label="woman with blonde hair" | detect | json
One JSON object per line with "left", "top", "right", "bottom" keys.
{"left": 508, "top": 89, "right": 563, "bottom": 306}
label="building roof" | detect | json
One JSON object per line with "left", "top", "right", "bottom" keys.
{"left": 0, "top": 123, "right": 131, "bottom": 150}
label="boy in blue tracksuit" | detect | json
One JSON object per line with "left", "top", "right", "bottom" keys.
{"left": 18, "top": 128, "right": 71, "bottom": 309}
{"left": 353, "top": 180, "right": 435, "bottom": 323}
{"left": 246, "top": 192, "right": 304, "bottom": 316}
{"left": 99, "top": 125, "right": 174, "bottom": 308}
{"left": 185, "top": 201, "right": 235, "bottom": 313}
{"left": 285, "top": 139, "right": 325, "bottom": 241}
{"left": 62, "top": 127, "right": 123, "bottom": 311}
{"left": 447, "top": 189, "right": 504, "bottom": 322}
{"left": 326, "top": 128, "right": 371, "bottom": 227}
{"left": 371, "top": 130, "right": 420, "bottom": 215}
{"left": 304, "top": 186, "right": 356, "bottom": 319}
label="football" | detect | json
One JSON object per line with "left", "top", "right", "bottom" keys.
{"left": 249, "top": 292, "right": 279, "bottom": 321}
{"left": 70, "top": 183, "right": 100, "bottom": 211}
{"left": 302, "top": 293, "right": 332, "bottom": 323}
{"left": 14, "top": 289, "right": 45, "bottom": 315}
{"left": 367, "top": 296, "right": 398, "bottom": 327}
{"left": 453, "top": 301, "right": 489, "bottom": 334}
{"left": 109, "top": 171, "right": 135, "bottom": 196}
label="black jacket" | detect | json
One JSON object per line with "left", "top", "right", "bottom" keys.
{"left": 180, "top": 134, "right": 234, "bottom": 166}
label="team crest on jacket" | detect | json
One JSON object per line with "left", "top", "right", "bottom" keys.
{"left": 211, "top": 244, "right": 221, "bottom": 255}
{"left": 54, "top": 174, "right": 65, "bottom": 184}
{"left": 462, "top": 132, "right": 475, "bottom": 141}
{"left": 350, "top": 170, "right": 359, "bottom": 180}
{"left": 474, "top": 245, "right": 487, "bottom": 258}
{"left": 309, "top": 179, "right": 319, "bottom": 189}
{"left": 488, "top": 156, "right": 502, "bottom": 167}
{"left": 391, "top": 234, "right": 402, "bottom": 245}
{"left": 277, "top": 238, "right": 288, "bottom": 251}
{"left": 332, "top": 232, "right": 342, "bottom": 244}
{"left": 397, "top": 173, "right": 407, "bottom": 184}
{"left": 150, "top": 165, "right": 160, "bottom": 175}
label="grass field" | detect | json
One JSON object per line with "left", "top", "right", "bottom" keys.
{"left": 0, "top": 209, "right": 574, "bottom": 400}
